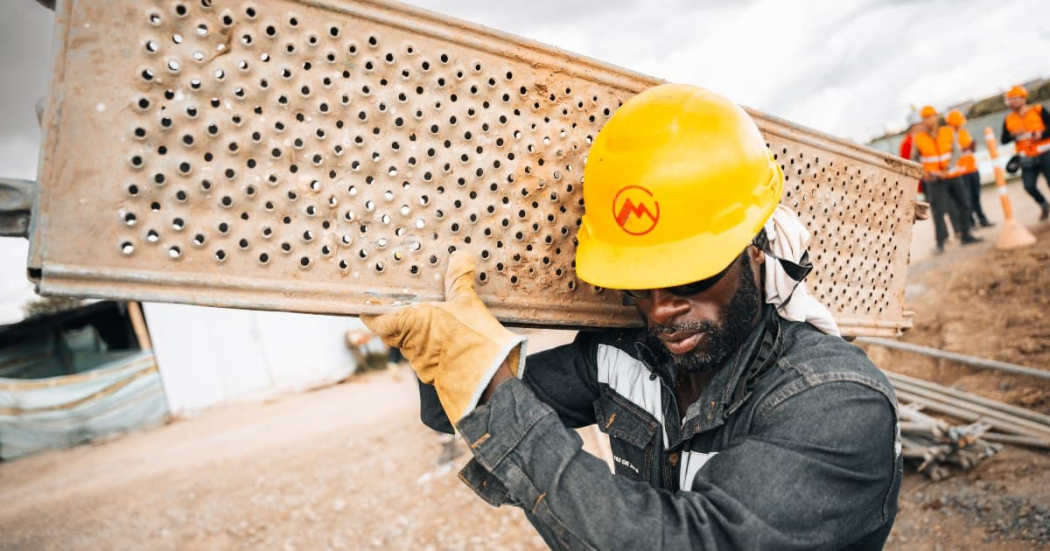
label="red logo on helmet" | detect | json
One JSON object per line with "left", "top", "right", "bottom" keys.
{"left": 612, "top": 186, "right": 660, "bottom": 236}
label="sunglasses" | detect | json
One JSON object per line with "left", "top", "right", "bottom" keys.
{"left": 622, "top": 252, "right": 743, "bottom": 303}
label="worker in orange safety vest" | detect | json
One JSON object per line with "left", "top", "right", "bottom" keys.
{"left": 944, "top": 110, "right": 993, "bottom": 228}
{"left": 1001, "top": 84, "right": 1050, "bottom": 220}
{"left": 912, "top": 105, "right": 982, "bottom": 252}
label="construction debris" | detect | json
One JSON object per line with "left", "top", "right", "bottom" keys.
{"left": 888, "top": 369, "right": 1050, "bottom": 480}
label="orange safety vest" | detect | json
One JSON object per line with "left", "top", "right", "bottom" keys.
{"left": 913, "top": 129, "right": 949, "bottom": 174}
{"left": 939, "top": 127, "right": 978, "bottom": 176}
{"left": 1005, "top": 104, "right": 1050, "bottom": 157}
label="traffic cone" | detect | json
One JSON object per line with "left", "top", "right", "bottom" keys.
{"left": 983, "top": 127, "right": 1036, "bottom": 249}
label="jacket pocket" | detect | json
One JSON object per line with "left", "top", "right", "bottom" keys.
{"left": 593, "top": 389, "right": 661, "bottom": 483}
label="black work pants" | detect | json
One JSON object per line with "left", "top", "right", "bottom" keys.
{"left": 964, "top": 172, "right": 989, "bottom": 224}
{"left": 926, "top": 176, "right": 971, "bottom": 246}
{"left": 1019, "top": 150, "right": 1050, "bottom": 206}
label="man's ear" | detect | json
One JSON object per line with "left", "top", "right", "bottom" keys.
{"left": 749, "top": 244, "right": 765, "bottom": 266}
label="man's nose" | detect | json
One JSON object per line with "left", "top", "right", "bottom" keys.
{"left": 641, "top": 289, "right": 690, "bottom": 326}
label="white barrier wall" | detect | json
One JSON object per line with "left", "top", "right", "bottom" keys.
{"left": 143, "top": 303, "right": 366, "bottom": 415}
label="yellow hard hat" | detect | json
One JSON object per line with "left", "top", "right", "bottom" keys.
{"left": 945, "top": 110, "right": 966, "bottom": 127}
{"left": 575, "top": 84, "right": 783, "bottom": 290}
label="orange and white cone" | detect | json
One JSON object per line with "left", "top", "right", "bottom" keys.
{"left": 983, "top": 127, "right": 1036, "bottom": 249}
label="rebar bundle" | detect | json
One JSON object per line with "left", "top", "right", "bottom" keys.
{"left": 887, "top": 370, "right": 1050, "bottom": 480}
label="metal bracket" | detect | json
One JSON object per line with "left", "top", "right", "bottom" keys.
{"left": 0, "top": 178, "right": 35, "bottom": 238}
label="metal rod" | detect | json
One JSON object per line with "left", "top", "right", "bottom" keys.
{"left": 899, "top": 404, "right": 951, "bottom": 428}
{"left": 885, "top": 370, "right": 1050, "bottom": 426}
{"left": 860, "top": 337, "right": 1050, "bottom": 381}
{"left": 895, "top": 388, "right": 1050, "bottom": 439}
{"left": 979, "top": 432, "right": 1050, "bottom": 449}
{"left": 892, "top": 384, "right": 1050, "bottom": 437}
{"left": 895, "top": 390, "right": 1050, "bottom": 440}
{"left": 898, "top": 421, "right": 939, "bottom": 434}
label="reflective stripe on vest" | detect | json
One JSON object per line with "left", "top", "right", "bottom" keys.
{"left": 919, "top": 153, "right": 950, "bottom": 163}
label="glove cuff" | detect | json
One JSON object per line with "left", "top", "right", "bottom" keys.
{"left": 459, "top": 335, "right": 527, "bottom": 422}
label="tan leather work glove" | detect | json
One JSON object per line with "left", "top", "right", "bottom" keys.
{"left": 360, "top": 251, "right": 526, "bottom": 423}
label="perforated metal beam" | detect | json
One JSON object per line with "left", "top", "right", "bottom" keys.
{"left": 29, "top": 0, "right": 922, "bottom": 335}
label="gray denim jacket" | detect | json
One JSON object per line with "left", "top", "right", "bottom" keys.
{"left": 420, "top": 306, "right": 902, "bottom": 550}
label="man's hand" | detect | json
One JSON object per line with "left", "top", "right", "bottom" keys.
{"left": 361, "top": 252, "right": 525, "bottom": 423}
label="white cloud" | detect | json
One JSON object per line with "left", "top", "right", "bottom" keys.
{"left": 402, "top": 0, "right": 1050, "bottom": 140}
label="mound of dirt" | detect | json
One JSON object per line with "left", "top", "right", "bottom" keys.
{"left": 862, "top": 223, "right": 1050, "bottom": 549}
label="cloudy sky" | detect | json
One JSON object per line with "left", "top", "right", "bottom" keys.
{"left": 1, "top": 0, "right": 1048, "bottom": 323}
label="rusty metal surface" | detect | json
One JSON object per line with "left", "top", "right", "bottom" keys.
{"left": 30, "top": 0, "right": 922, "bottom": 336}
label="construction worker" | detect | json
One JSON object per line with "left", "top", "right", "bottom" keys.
{"left": 364, "top": 85, "right": 901, "bottom": 549}
{"left": 1000, "top": 84, "right": 1050, "bottom": 221}
{"left": 944, "top": 109, "right": 993, "bottom": 227}
{"left": 913, "top": 105, "right": 981, "bottom": 252}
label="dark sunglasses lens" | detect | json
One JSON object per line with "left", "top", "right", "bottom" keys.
{"left": 667, "top": 280, "right": 711, "bottom": 296}
{"left": 667, "top": 255, "right": 739, "bottom": 296}
{"left": 623, "top": 289, "right": 649, "bottom": 300}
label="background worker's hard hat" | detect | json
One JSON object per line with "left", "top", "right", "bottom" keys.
{"left": 945, "top": 110, "right": 967, "bottom": 128}
{"left": 1005, "top": 85, "right": 1028, "bottom": 99}
{"left": 907, "top": 110, "right": 923, "bottom": 126}
{"left": 575, "top": 83, "right": 783, "bottom": 290}
{"left": 920, "top": 105, "right": 938, "bottom": 119}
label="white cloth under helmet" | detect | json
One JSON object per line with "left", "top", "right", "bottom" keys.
{"left": 762, "top": 205, "right": 841, "bottom": 336}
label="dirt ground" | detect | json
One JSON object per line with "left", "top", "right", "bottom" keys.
{"left": 864, "top": 221, "right": 1050, "bottom": 551}
{"left": 1, "top": 185, "right": 1049, "bottom": 550}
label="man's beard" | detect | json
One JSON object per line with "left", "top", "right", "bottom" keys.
{"left": 643, "top": 261, "right": 762, "bottom": 373}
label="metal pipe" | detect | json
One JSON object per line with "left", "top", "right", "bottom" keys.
{"left": 860, "top": 337, "right": 1050, "bottom": 381}
{"left": 885, "top": 370, "right": 1050, "bottom": 426}
{"left": 898, "top": 421, "right": 940, "bottom": 434}
{"left": 979, "top": 432, "right": 1050, "bottom": 449}
{"left": 896, "top": 390, "right": 1050, "bottom": 440}
{"left": 896, "top": 388, "right": 1050, "bottom": 440}
{"left": 892, "top": 384, "right": 1050, "bottom": 438}
{"left": 899, "top": 404, "right": 953, "bottom": 428}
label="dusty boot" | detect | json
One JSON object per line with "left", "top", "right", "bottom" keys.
{"left": 960, "top": 234, "right": 984, "bottom": 245}
{"left": 1041, "top": 203, "right": 1050, "bottom": 221}
{"left": 935, "top": 242, "right": 945, "bottom": 254}
{"left": 979, "top": 216, "right": 995, "bottom": 228}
